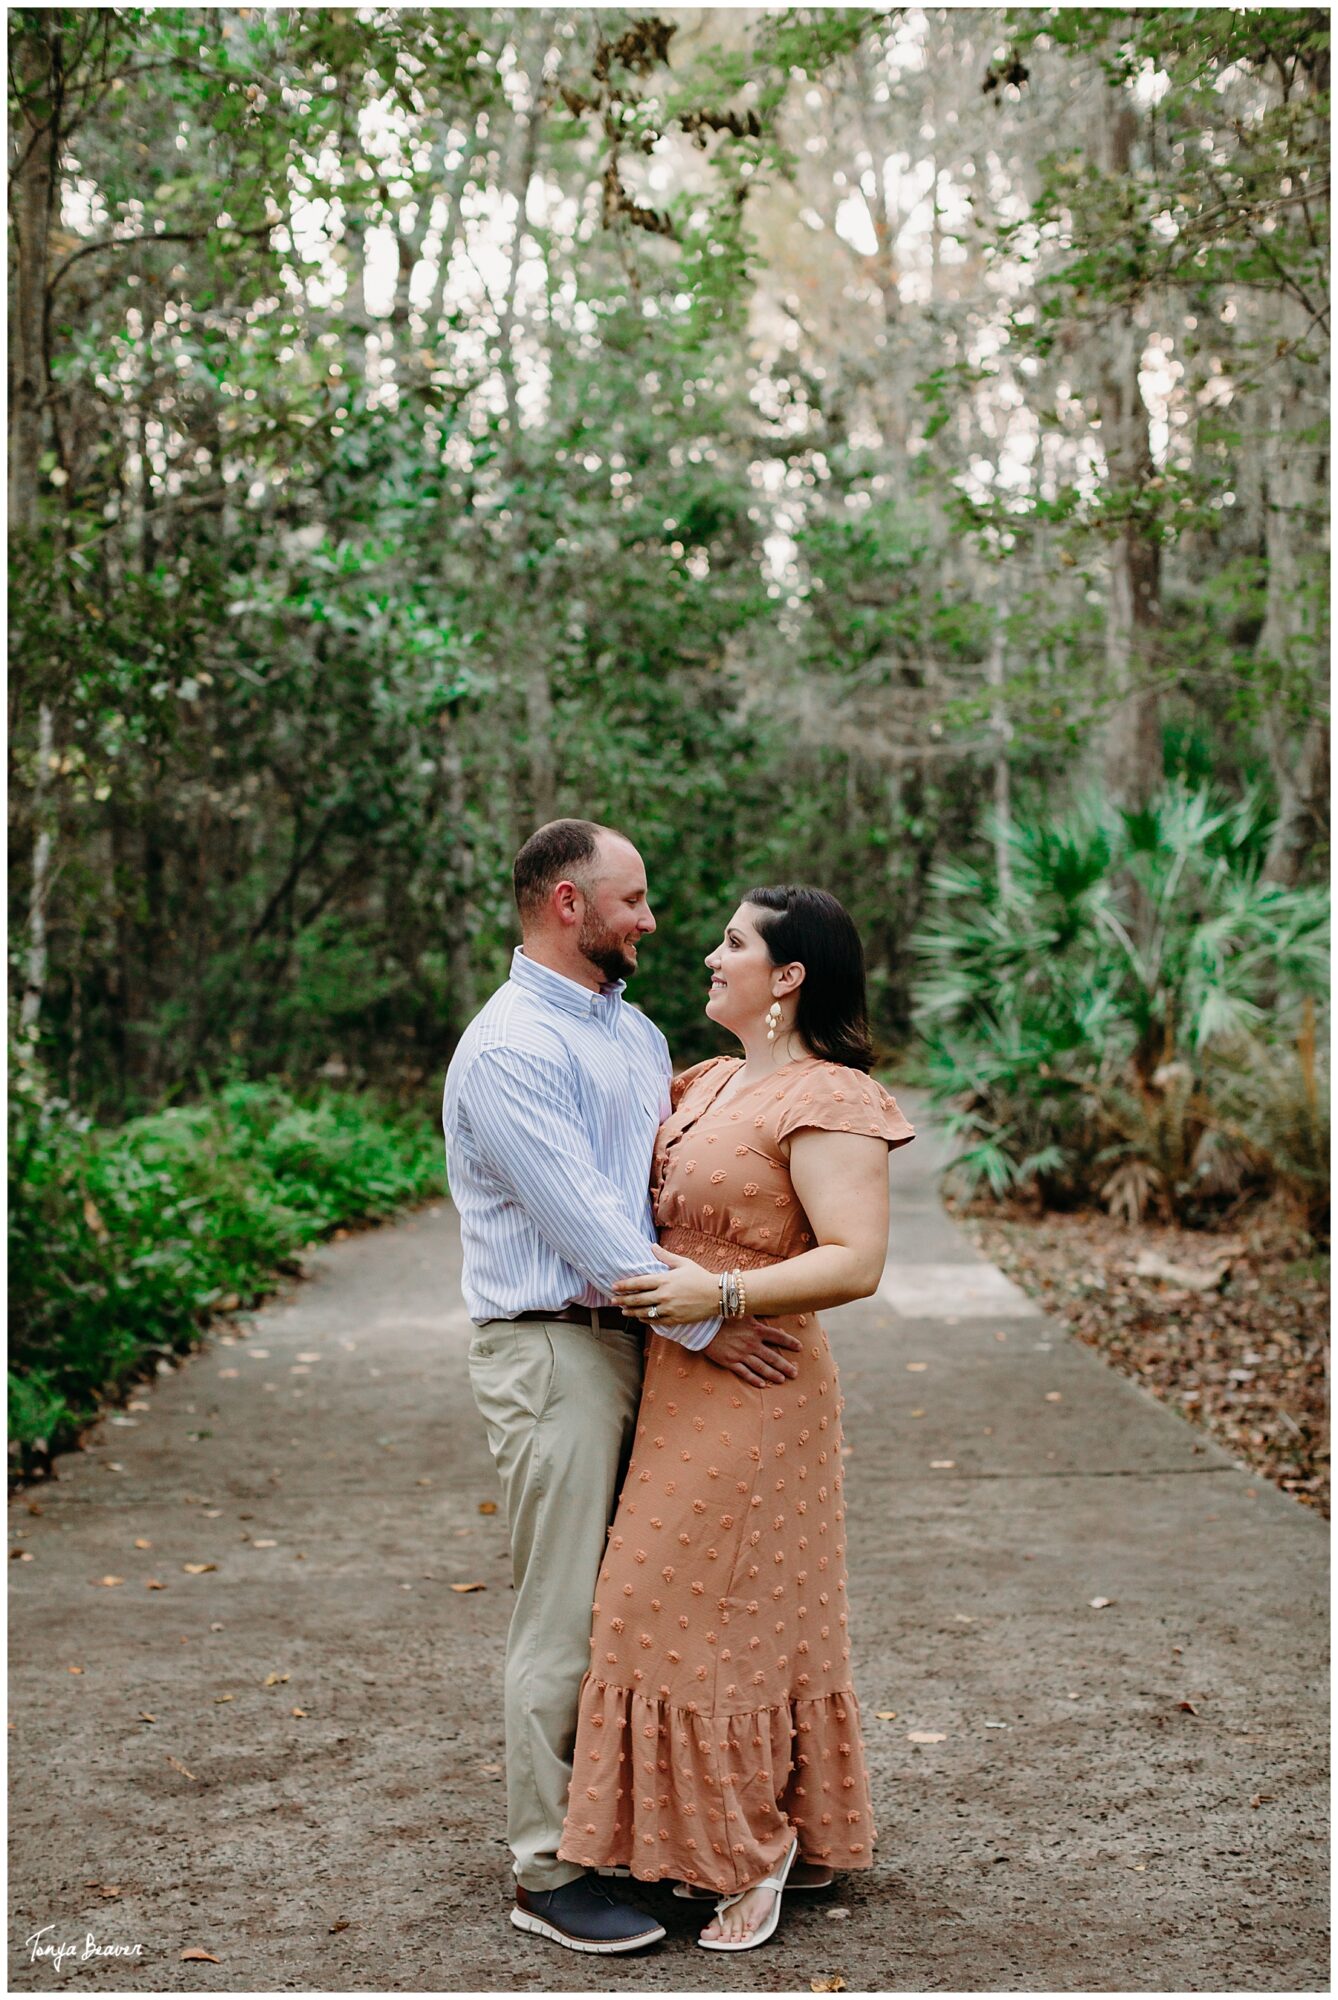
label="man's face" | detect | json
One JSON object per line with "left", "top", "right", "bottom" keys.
{"left": 576, "top": 837, "right": 656, "bottom": 984}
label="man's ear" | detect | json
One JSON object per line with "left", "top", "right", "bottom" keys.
{"left": 552, "top": 878, "right": 585, "bottom": 928}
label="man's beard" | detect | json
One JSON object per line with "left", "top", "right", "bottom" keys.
{"left": 578, "top": 911, "right": 637, "bottom": 985}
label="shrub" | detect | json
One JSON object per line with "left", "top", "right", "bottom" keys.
{"left": 8, "top": 1057, "right": 445, "bottom": 1470}
{"left": 913, "top": 783, "right": 1329, "bottom": 1230}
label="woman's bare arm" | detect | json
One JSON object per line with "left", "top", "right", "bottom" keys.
{"left": 612, "top": 1129, "right": 890, "bottom": 1323}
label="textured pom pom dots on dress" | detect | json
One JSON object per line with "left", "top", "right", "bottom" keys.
{"left": 557, "top": 1055, "right": 915, "bottom": 1897}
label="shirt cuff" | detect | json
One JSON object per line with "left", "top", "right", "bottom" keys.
{"left": 667, "top": 1314, "right": 721, "bottom": 1352}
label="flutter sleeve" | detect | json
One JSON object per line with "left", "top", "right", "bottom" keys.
{"left": 669, "top": 1055, "right": 730, "bottom": 1109}
{"left": 774, "top": 1064, "right": 917, "bottom": 1150}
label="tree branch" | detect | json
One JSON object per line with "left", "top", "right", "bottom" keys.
{"left": 48, "top": 221, "right": 275, "bottom": 298}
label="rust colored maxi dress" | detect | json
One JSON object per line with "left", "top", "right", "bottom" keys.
{"left": 558, "top": 1054, "right": 916, "bottom": 1896}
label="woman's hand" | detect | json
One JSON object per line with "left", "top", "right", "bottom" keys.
{"left": 612, "top": 1247, "right": 720, "bottom": 1325}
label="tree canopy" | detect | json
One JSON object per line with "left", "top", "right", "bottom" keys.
{"left": 8, "top": 6, "right": 1329, "bottom": 1113}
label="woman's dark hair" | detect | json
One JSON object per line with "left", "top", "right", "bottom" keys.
{"left": 743, "top": 885, "right": 875, "bottom": 1072}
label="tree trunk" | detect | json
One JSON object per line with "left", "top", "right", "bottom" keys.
{"left": 1095, "top": 80, "right": 1162, "bottom": 809}
{"left": 987, "top": 623, "right": 1013, "bottom": 899}
{"left": 10, "top": 13, "right": 59, "bottom": 1041}
{"left": 9, "top": 15, "right": 55, "bottom": 534}
{"left": 497, "top": 23, "right": 556, "bottom": 827}
{"left": 18, "top": 704, "right": 55, "bottom": 1036}
{"left": 1258, "top": 309, "right": 1329, "bottom": 883}
{"left": 441, "top": 707, "right": 477, "bottom": 1033}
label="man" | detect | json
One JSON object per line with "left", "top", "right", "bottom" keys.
{"left": 442, "top": 818, "right": 803, "bottom": 1954}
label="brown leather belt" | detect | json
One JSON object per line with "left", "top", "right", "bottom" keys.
{"left": 508, "top": 1305, "right": 641, "bottom": 1335}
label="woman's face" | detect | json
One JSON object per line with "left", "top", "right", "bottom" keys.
{"left": 704, "top": 902, "right": 785, "bottom": 1034}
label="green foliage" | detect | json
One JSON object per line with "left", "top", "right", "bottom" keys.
{"left": 915, "top": 784, "right": 1330, "bottom": 1226}
{"left": 8, "top": 1054, "right": 445, "bottom": 1467}
{"left": 7, "top": 5, "right": 1328, "bottom": 1160}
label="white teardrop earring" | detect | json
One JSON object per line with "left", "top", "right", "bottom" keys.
{"left": 765, "top": 1001, "right": 782, "bottom": 1045}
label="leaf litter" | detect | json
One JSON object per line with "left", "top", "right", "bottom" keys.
{"left": 954, "top": 1206, "right": 1328, "bottom": 1513}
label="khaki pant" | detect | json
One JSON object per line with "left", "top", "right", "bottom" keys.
{"left": 468, "top": 1316, "right": 644, "bottom": 1891}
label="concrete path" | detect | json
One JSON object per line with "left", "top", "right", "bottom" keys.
{"left": 8, "top": 1091, "right": 1328, "bottom": 1992}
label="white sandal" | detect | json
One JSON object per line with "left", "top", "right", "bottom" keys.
{"left": 696, "top": 1836, "right": 799, "bottom": 1952}
{"left": 675, "top": 1858, "right": 832, "bottom": 1898}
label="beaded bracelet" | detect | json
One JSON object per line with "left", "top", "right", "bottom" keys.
{"left": 719, "top": 1268, "right": 745, "bottom": 1319}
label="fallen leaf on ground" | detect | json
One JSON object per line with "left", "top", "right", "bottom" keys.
{"left": 906, "top": 1362, "right": 928, "bottom": 1372}
{"left": 330, "top": 1919, "right": 350, "bottom": 1933}
{"left": 139, "top": 1713, "right": 155, "bottom": 1723}
{"left": 1176, "top": 1699, "right": 1198, "bottom": 1715}
{"left": 450, "top": 1581, "right": 487, "bottom": 1593}
{"left": 146, "top": 1580, "right": 166, "bottom": 1590}
{"left": 874, "top": 1710, "right": 898, "bottom": 1720}
{"left": 478, "top": 1500, "right": 498, "bottom": 1515}
{"left": 133, "top": 1538, "right": 152, "bottom": 1549}
{"left": 12, "top": 1550, "right": 34, "bottom": 1562}
{"left": 1088, "top": 1596, "right": 1114, "bottom": 1609}
{"left": 930, "top": 1460, "right": 955, "bottom": 1469}
{"left": 907, "top": 1730, "right": 947, "bottom": 1744}
{"left": 1045, "top": 1392, "right": 1063, "bottom": 1402}
{"left": 252, "top": 1539, "right": 277, "bottom": 1548}
{"left": 291, "top": 1706, "right": 307, "bottom": 1717}
{"left": 68, "top": 1666, "right": 84, "bottom": 1675}
{"left": 1250, "top": 1793, "right": 1275, "bottom": 1808}
{"left": 182, "top": 1563, "right": 217, "bottom": 1574}
{"left": 93, "top": 1576, "right": 125, "bottom": 1587}
{"left": 214, "top": 1693, "right": 234, "bottom": 1704}
{"left": 953, "top": 1207, "right": 1328, "bottom": 1514}
{"left": 811, "top": 1977, "right": 847, "bottom": 1992}
{"left": 180, "top": 1948, "right": 219, "bottom": 1963}
{"left": 165, "top": 1755, "right": 196, "bottom": 1781}
{"left": 1132, "top": 1248, "right": 1235, "bottom": 1291}
{"left": 263, "top": 1672, "right": 289, "bottom": 1686}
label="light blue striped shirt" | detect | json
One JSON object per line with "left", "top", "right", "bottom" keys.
{"left": 441, "top": 947, "right": 719, "bottom": 1350}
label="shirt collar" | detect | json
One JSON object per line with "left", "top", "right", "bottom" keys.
{"left": 509, "top": 945, "right": 625, "bottom": 1020}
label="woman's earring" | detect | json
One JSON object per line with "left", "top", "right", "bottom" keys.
{"left": 765, "top": 1001, "right": 782, "bottom": 1045}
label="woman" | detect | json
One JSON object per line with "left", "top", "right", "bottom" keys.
{"left": 557, "top": 885, "right": 915, "bottom": 1950}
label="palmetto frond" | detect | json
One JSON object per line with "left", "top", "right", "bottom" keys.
{"left": 913, "top": 782, "right": 1329, "bottom": 1229}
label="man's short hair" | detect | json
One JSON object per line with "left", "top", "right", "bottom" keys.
{"left": 513, "top": 818, "right": 623, "bottom": 921}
